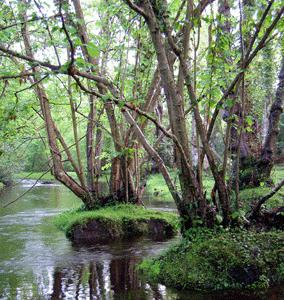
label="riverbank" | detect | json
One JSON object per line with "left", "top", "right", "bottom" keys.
{"left": 139, "top": 228, "right": 284, "bottom": 291}
{"left": 54, "top": 204, "right": 179, "bottom": 243}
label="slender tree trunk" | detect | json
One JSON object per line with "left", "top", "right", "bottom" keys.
{"left": 260, "top": 56, "right": 284, "bottom": 178}
{"left": 67, "top": 75, "right": 86, "bottom": 188}
{"left": 72, "top": 0, "right": 98, "bottom": 195}
{"left": 94, "top": 125, "right": 104, "bottom": 192}
{"left": 261, "top": 44, "right": 274, "bottom": 143}
{"left": 20, "top": 2, "right": 93, "bottom": 207}
{"left": 136, "top": 0, "right": 207, "bottom": 227}
{"left": 72, "top": 0, "right": 138, "bottom": 202}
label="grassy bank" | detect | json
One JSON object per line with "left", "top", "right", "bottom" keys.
{"left": 15, "top": 171, "right": 76, "bottom": 181}
{"left": 139, "top": 228, "right": 284, "bottom": 291}
{"left": 146, "top": 165, "right": 284, "bottom": 204}
{"left": 54, "top": 204, "right": 179, "bottom": 242}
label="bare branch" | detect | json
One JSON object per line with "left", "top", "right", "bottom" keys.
{"left": 244, "top": 0, "right": 274, "bottom": 62}
{"left": 58, "top": 0, "right": 75, "bottom": 66}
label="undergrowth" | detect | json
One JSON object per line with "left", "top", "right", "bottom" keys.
{"left": 139, "top": 227, "right": 284, "bottom": 291}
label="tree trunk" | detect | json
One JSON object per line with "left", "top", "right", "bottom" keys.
{"left": 260, "top": 56, "right": 284, "bottom": 178}
{"left": 137, "top": 0, "right": 208, "bottom": 227}
{"left": 72, "top": 0, "right": 139, "bottom": 203}
{"left": 20, "top": 2, "right": 93, "bottom": 207}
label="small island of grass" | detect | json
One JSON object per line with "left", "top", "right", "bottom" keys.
{"left": 54, "top": 204, "right": 179, "bottom": 243}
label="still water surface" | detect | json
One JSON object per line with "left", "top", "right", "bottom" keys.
{"left": 0, "top": 181, "right": 283, "bottom": 299}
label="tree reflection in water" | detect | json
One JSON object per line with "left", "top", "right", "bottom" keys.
{"left": 49, "top": 255, "right": 167, "bottom": 300}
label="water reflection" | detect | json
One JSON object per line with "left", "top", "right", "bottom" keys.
{"left": 0, "top": 181, "right": 283, "bottom": 299}
{"left": 49, "top": 256, "right": 164, "bottom": 300}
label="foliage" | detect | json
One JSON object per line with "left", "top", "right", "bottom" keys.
{"left": 139, "top": 228, "right": 284, "bottom": 291}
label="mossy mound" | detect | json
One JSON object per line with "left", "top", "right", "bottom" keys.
{"left": 139, "top": 228, "right": 284, "bottom": 291}
{"left": 54, "top": 204, "right": 179, "bottom": 243}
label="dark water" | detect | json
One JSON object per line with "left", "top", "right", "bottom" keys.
{"left": 0, "top": 181, "right": 283, "bottom": 300}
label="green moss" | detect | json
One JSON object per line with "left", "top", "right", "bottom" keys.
{"left": 139, "top": 228, "right": 284, "bottom": 291}
{"left": 54, "top": 204, "right": 179, "bottom": 238}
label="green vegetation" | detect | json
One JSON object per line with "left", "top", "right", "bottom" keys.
{"left": 146, "top": 172, "right": 177, "bottom": 201}
{"left": 239, "top": 165, "right": 284, "bottom": 208}
{"left": 139, "top": 228, "right": 284, "bottom": 291}
{"left": 54, "top": 204, "right": 179, "bottom": 240}
{"left": 146, "top": 165, "right": 284, "bottom": 206}
{"left": 50, "top": 166, "right": 283, "bottom": 289}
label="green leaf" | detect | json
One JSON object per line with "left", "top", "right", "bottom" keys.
{"left": 231, "top": 211, "right": 239, "bottom": 219}
{"left": 101, "top": 94, "right": 110, "bottom": 102}
{"left": 216, "top": 214, "right": 223, "bottom": 224}
{"left": 226, "top": 98, "right": 235, "bottom": 108}
{"left": 87, "top": 42, "right": 99, "bottom": 58}
{"left": 59, "top": 63, "right": 70, "bottom": 73}
{"left": 245, "top": 115, "right": 253, "bottom": 126}
{"left": 76, "top": 57, "right": 86, "bottom": 67}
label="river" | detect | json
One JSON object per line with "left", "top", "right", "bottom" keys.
{"left": 0, "top": 180, "right": 283, "bottom": 299}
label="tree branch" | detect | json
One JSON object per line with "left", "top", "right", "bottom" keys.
{"left": 0, "top": 13, "right": 61, "bottom": 31}
{"left": 123, "top": 0, "right": 148, "bottom": 19}
{"left": 249, "top": 179, "right": 284, "bottom": 218}
{"left": 0, "top": 45, "right": 60, "bottom": 70}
